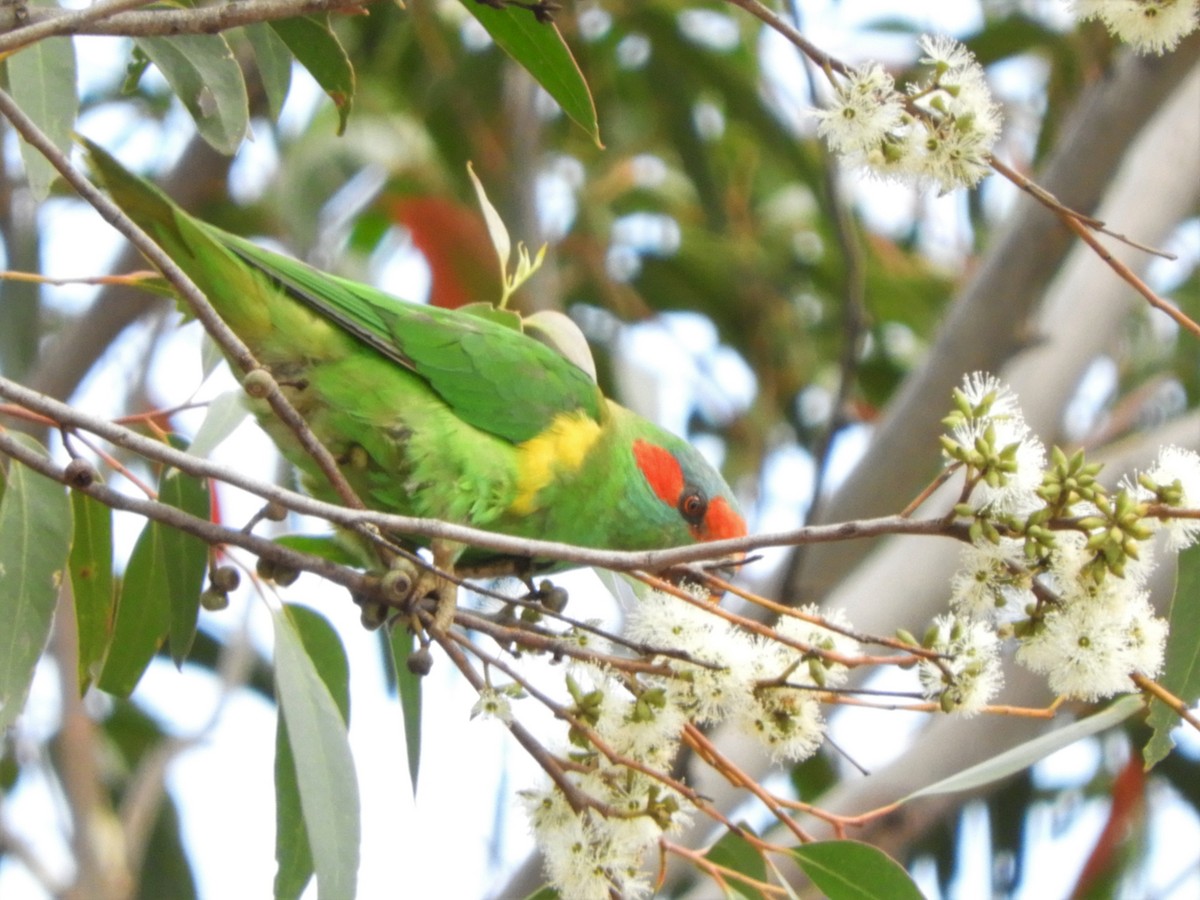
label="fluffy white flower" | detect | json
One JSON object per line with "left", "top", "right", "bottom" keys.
{"left": 773, "top": 604, "right": 860, "bottom": 688}
{"left": 1073, "top": 0, "right": 1199, "bottom": 55}
{"left": 627, "top": 590, "right": 758, "bottom": 724}
{"left": 950, "top": 541, "right": 1034, "bottom": 622}
{"left": 1143, "top": 445, "right": 1200, "bottom": 549}
{"left": 946, "top": 373, "right": 1046, "bottom": 514}
{"left": 813, "top": 63, "right": 906, "bottom": 155}
{"left": 1017, "top": 590, "right": 1167, "bottom": 700}
{"left": 736, "top": 683, "right": 826, "bottom": 762}
{"left": 917, "top": 614, "right": 1003, "bottom": 715}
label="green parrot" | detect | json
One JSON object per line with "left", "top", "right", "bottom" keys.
{"left": 84, "top": 142, "right": 746, "bottom": 598}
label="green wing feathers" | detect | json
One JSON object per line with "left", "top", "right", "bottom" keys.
{"left": 85, "top": 139, "right": 605, "bottom": 445}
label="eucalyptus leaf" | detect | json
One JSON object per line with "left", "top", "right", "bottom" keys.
{"left": 458, "top": 0, "right": 600, "bottom": 146}
{"left": 1145, "top": 543, "right": 1200, "bottom": 767}
{"left": 270, "top": 15, "right": 354, "bottom": 135}
{"left": 134, "top": 33, "right": 249, "bottom": 154}
{"left": 790, "top": 841, "right": 923, "bottom": 900}
{"left": 69, "top": 489, "right": 114, "bottom": 691}
{"left": 6, "top": 16, "right": 78, "bottom": 201}
{"left": 272, "top": 603, "right": 358, "bottom": 900}
{"left": 908, "top": 694, "right": 1145, "bottom": 799}
{"left": 0, "top": 435, "right": 72, "bottom": 735}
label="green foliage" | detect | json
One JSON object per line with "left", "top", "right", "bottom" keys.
{"left": 0, "top": 435, "right": 72, "bottom": 735}
{"left": 272, "top": 603, "right": 358, "bottom": 900}
{"left": 704, "top": 826, "right": 768, "bottom": 899}
{"left": 98, "top": 465, "right": 209, "bottom": 696}
{"left": 790, "top": 841, "right": 924, "bottom": 900}
{"left": 6, "top": 4, "right": 77, "bottom": 200}
{"left": 132, "top": 33, "right": 250, "bottom": 154}
{"left": 69, "top": 489, "right": 114, "bottom": 691}
{"left": 1145, "top": 542, "right": 1200, "bottom": 767}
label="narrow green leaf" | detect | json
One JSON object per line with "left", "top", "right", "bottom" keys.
{"left": 705, "top": 826, "right": 768, "bottom": 900}
{"left": 98, "top": 516, "right": 171, "bottom": 697}
{"left": 159, "top": 470, "right": 210, "bottom": 666}
{"left": 274, "top": 604, "right": 351, "bottom": 900}
{"left": 6, "top": 3, "right": 77, "bottom": 201}
{"left": 387, "top": 626, "right": 422, "bottom": 795}
{"left": 69, "top": 489, "right": 114, "bottom": 692}
{"left": 189, "top": 391, "right": 250, "bottom": 459}
{"left": 7, "top": 50, "right": 76, "bottom": 200}
{"left": 0, "top": 435, "right": 72, "bottom": 735}
{"left": 134, "top": 33, "right": 249, "bottom": 154}
{"left": 908, "top": 694, "right": 1145, "bottom": 799}
{"left": 272, "top": 603, "right": 358, "bottom": 900}
{"left": 244, "top": 21, "right": 294, "bottom": 122}
{"left": 269, "top": 16, "right": 354, "bottom": 135}
{"left": 459, "top": 0, "right": 600, "bottom": 146}
{"left": 521, "top": 888, "right": 559, "bottom": 900}
{"left": 790, "top": 841, "right": 924, "bottom": 900}
{"left": 1145, "top": 543, "right": 1200, "bottom": 767}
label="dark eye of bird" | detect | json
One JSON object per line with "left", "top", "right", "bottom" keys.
{"left": 679, "top": 489, "right": 707, "bottom": 525}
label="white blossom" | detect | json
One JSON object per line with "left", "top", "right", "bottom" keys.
{"left": 1143, "top": 445, "right": 1200, "bottom": 549}
{"left": 946, "top": 373, "right": 1046, "bottom": 514}
{"left": 950, "top": 541, "right": 1034, "bottom": 622}
{"left": 470, "top": 687, "right": 514, "bottom": 724}
{"left": 812, "top": 63, "right": 906, "bottom": 155}
{"left": 1073, "top": 0, "right": 1199, "bottom": 55}
{"left": 918, "top": 614, "right": 1003, "bottom": 715}
{"left": 1016, "top": 590, "right": 1166, "bottom": 701}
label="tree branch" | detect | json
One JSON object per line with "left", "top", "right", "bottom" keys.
{"left": 0, "top": 0, "right": 381, "bottom": 54}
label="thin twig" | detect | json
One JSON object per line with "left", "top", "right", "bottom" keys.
{"left": 0, "top": 0, "right": 376, "bottom": 54}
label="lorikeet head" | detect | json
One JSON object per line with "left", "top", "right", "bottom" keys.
{"left": 632, "top": 438, "right": 746, "bottom": 544}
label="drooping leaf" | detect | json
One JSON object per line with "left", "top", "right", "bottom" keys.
{"left": 705, "top": 826, "right": 768, "bottom": 900}
{"left": 134, "top": 33, "right": 249, "bottom": 154}
{"left": 98, "top": 515, "right": 171, "bottom": 697}
{"left": 269, "top": 15, "right": 355, "bottom": 135}
{"left": 0, "top": 435, "right": 73, "bottom": 735}
{"left": 274, "top": 604, "right": 351, "bottom": 900}
{"left": 272, "top": 603, "right": 357, "bottom": 900}
{"left": 908, "top": 694, "right": 1145, "bottom": 799}
{"left": 387, "top": 625, "right": 422, "bottom": 795}
{"left": 790, "top": 841, "right": 924, "bottom": 900}
{"left": 69, "top": 489, "right": 114, "bottom": 692}
{"left": 243, "top": 21, "right": 294, "bottom": 122}
{"left": 1145, "top": 543, "right": 1200, "bottom": 767}
{"left": 6, "top": 12, "right": 78, "bottom": 201}
{"left": 159, "top": 470, "right": 210, "bottom": 666}
{"left": 459, "top": 0, "right": 600, "bottom": 146}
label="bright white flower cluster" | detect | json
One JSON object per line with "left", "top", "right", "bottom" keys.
{"left": 517, "top": 592, "right": 862, "bottom": 898}
{"left": 813, "top": 35, "right": 1003, "bottom": 193}
{"left": 1072, "top": 0, "right": 1200, "bottom": 55}
{"left": 941, "top": 372, "right": 1047, "bottom": 517}
{"left": 628, "top": 592, "right": 858, "bottom": 763}
{"left": 1141, "top": 445, "right": 1200, "bottom": 550}
{"left": 523, "top": 662, "right": 692, "bottom": 900}
{"left": 940, "top": 374, "right": 1185, "bottom": 702}
{"left": 918, "top": 613, "right": 1003, "bottom": 715}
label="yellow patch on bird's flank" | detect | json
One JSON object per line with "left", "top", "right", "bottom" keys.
{"left": 510, "top": 412, "right": 603, "bottom": 515}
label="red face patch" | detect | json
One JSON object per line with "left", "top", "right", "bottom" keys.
{"left": 633, "top": 439, "right": 684, "bottom": 507}
{"left": 702, "top": 496, "right": 746, "bottom": 542}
